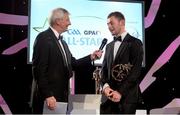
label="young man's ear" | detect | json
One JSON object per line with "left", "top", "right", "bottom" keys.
{"left": 120, "top": 20, "right": 125, "bottom": 26}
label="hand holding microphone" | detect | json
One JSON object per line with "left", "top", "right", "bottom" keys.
{"left": 90, "top": 38, "right": 107, "bottom": 60}
{"left": 91, "top": 50, "right": 103, "bottom": 60}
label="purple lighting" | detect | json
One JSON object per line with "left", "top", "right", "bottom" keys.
{"left": 2, "top": 39, "right": 27, "bottom": 55}
{"left": 145, "top": 0, "right": 161, "bottom": 28}
{"left": 140, "top": 35, "right": 180, "bottom": 92}
{"left": 0, "top": 94, "right": 12, "bottom": 114}
{"left": 0, "top": 13, "right": 28, "bottom": 25}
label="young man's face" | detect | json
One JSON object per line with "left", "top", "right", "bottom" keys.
{"left": 107, "top": 16, "right": 123, "bottom": 36}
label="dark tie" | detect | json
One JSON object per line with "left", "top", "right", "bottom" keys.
{"left": 58, "top": 35, "right": 63, "bottom": 41}
{"left": 114, "top": 36, "right": 122, "bottom": 42}
{"left": 58, "top": 35, "right": 69, "bottom": 66}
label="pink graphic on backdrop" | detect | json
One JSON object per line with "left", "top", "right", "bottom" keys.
{"left": 140, "top": 36, "right": 180, "bottom": 92}
{"left": 145, "top": 0, "right": 161, "bottom": 28}
{"left": 0, "top": 13, "right": 28, "bottom": 25}
{"left": 2, "top": 39, "right": 27, "bottom": 55}
{"left": 0, "top": 94, "right": 12, "bottom": 114}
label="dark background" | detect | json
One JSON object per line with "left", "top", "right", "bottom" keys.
{"left": 0, "top": 0, "right": 179, "bottom": 114}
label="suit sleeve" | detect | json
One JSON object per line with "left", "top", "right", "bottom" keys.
{"left": 61, "top": 39, "right": 92, "bottom": 69}
{"left": 118, "top": 39, "right": 143, "bottom": 97}
{"left": 72, "top": 55, "right": 92, "bottom": 68}
{"left": 32, "top": 35, "right": 53, "bottom": 99}
{"left": 100, "top": 45, "right": 109, "bottom": 86}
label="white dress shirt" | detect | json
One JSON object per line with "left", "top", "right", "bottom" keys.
{"left": 50, "top": 27, "right": 68, "bottom": 65}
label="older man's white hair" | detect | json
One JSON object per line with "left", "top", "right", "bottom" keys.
{"left": 49, "top": 8, "right": 70, "bottom": 26}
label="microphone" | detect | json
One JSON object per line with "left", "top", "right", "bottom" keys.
{"left": 92, "top": 38, "right": 107, "bottom": 65}
{"left": 99, "top": 38, "right": 108, "bottom": 50}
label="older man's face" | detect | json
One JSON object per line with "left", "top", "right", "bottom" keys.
{"left": 58, "top": 13, "right": 71, "bottom": 32}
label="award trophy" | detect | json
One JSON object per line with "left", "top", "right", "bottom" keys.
{"left": 111, "top": 63, "right": 133, "bottom": 82}
{"left": 92, "top": 67, "right": 102, "bottom": 94}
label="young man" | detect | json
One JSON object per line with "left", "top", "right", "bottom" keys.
{"left": 100, "top": 11, "right": 143, "bottom": 114}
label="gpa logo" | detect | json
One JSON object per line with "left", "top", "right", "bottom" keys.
{"left": 67, "top": 29, "right": 101, "bottom": 36}
{"left": 84, "top": 30, "right": 101, "bottom": 35}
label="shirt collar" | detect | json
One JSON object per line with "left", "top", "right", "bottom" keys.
{"left": 50, "top": 26, "right": 60, "bottom": 39}
{"left": 115, "top": 31, "right": 127, "bottom": 42}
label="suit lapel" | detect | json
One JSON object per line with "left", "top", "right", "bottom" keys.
{"left": 106, "top": 42, "right": 114, "bottom": 80}
{"left": 108, "top": 42, "right": 114, "bottom": 66}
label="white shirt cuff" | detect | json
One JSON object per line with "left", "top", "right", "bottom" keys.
{"left": 102, "top": 83, "right": 109, "bottom": 91}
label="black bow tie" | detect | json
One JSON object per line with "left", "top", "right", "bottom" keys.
{"left": 58, "top": 35, "right": 63, "bottom": 40}
{"left": 114, "top": 36, "right": 122, "bottom": 42}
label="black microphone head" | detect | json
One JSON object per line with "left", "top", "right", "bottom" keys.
{"left": 99, "top": 38, "right": 108, "bottom": 50}
{"left": 102, "top": 38, "right": 108, "bottom": 44}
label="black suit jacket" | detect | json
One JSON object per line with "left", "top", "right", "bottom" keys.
{"left": 32, "top": 28, "right": 92, "bottom": 102}
{"left": 101, "top": 33, "right": 143, "bottom": 104}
